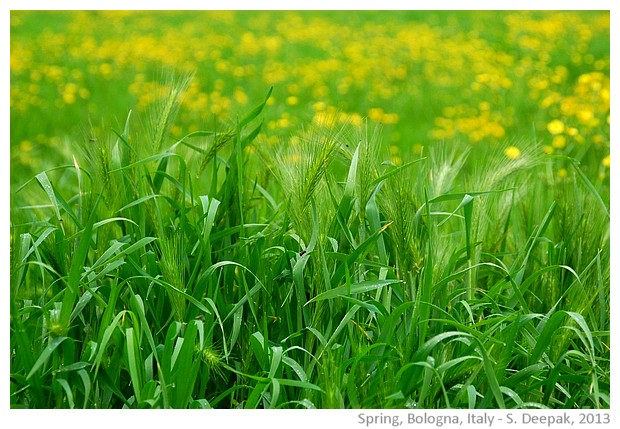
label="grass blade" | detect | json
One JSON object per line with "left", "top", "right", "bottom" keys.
{"left": 26, "top": 336, "right": 69, "bottom": 380}
{"left": 307, "top": 279, "right": 402, "bottom": 304}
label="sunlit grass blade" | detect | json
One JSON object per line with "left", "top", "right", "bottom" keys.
{"left": 35, "top": 172, "right": 64, "bottom": 231}
{"left": 239, "top": 86, "right": 273, "bottom": 128}
{"left": 307, "top": 279, "right": 401, "bottom": 304}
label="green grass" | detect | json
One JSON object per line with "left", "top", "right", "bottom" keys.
{"left": 10, "top": 80, "right": 610, "bottom": 409}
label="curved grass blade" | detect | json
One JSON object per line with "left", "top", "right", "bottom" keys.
{"left": 35, "top": 172, "right": 64, "bottom": 231}
{"left": 26, "top": 336, "right": 70, "bottom": 380}
{"left": 77, "top": 368, "right": 91, "bottom": 408}
{"left": 125, "top": 327, "right": 143, "bottom": 403}
{"left": 54, "top": 378, "right": 75, "bottom": 408}
{"left": 239, "top": 86, "right": 273, "bottom": 128}
{"left": 307, "top": 279, "right": 402, "bottom": 304}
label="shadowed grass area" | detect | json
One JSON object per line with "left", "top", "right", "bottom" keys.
{"left": 10, "top": 81, "right": 609, "bottom": 409}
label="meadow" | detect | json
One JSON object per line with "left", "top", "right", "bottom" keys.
{"left": 9, "top": 10, "right": 610, "bottom": 409}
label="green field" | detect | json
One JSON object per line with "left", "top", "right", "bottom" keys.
{"left": 10, "top": 10, "right": 610, "bottom": 409}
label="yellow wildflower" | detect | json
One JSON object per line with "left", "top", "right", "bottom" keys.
{"left": 547, "top": 119, "right": 565, "bottom": 135}
{"left": 368, "top": 107, "right": 384, "bottom": 122}
{"left": 552, "top": 136, "right": 566, "bottom": 149}
{"left": 382, "top": 113, "right": 400, "bottom": 125}
{"left": 504, "top": 146, "right": 521, "bottom": 160}
{"left": 602, "top": 155, "right": 610, "bottom": 168}
{"left": 577, "top": 109, "right": 594, "bottom": 123}
{"left": 19, "top": 140, "right": 33, "bottom": 152}
{"left": 233, "top": 88, "right": 248, "bottom": 105}
{"left": 312, "top": 101, "right": 326, "bottom": 111}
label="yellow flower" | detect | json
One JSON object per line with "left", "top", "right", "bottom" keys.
{"left": 313, "top": 111, "right": 333, "bottom": 126}
{"left": 312, "top": 101, "right": 326, "bottom": 111}
{"left": 233, "top": 88, "right": 248, "bottom": 105}
{"left": 557, "top": 168, "right": 568, "bottom": 178}
{"left": 276, "top": 117, "right": 290, "bottom": 128}
{"left": 19, "top": 140, "right": 33, "bottom": 152}
{"left": 368, "top": 107, "right": 384, "bottom": 122}
{"left": 382, "top": 113, "right": 400, "bottom": 125}
{"left": 286, "top": 96, "right": 298, "bottom": 106}
{"left": 504, "top": 146, "right": 521, "bottom": 160}
{"left": 547, "top": 119, "right": 565, "bottom": 135}
{"left": 552, "top": 135, "right": 566, "bottom": 149}
{"left": 62, "top": 92, "right": 76, "bottom": 104}
{"left": 347, "top": 112, "right": 363, "bottom": 126}
{"left": 602, "top": 155, "right": 610, "bottom": 168}
{"left": 99, "top": 63, "right": 112, "bottom": 77}
{"left": 577, "top": 109, "right": 594, "bottom": 123}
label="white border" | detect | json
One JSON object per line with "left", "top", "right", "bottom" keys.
{"left": 3, "top": 1, "right": 616, "bottom": 426}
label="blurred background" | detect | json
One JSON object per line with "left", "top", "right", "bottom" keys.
{"left": 10, "top": 10, "right": 610, "bottom": 187}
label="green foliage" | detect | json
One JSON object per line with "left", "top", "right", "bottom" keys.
{"left": 10, "top": 81, "right": 609, "bottom": 409}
